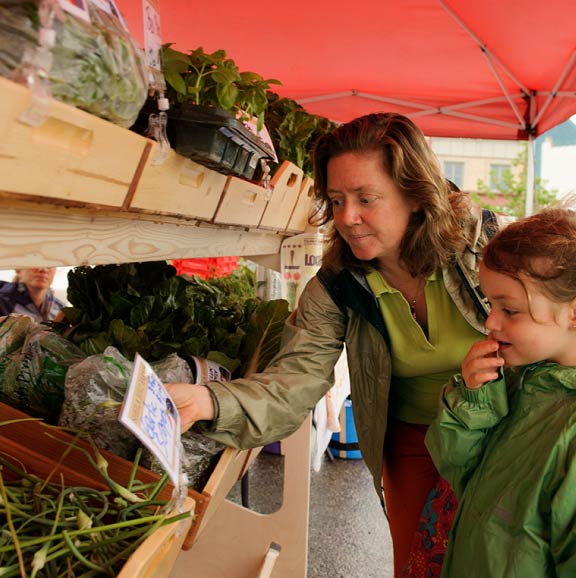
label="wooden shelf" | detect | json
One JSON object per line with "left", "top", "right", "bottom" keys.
{"left": 0, "top": 201, "right": 284, "bottom": 269}
{"left": 0, "top": 77, "right": 314, "bottom": 270}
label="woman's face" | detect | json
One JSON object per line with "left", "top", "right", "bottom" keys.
{"left": 16, "top": 268, "right": 56, "bottom": 290}
{"left": 326, "top": 150, "right": 417, "bottom": 267}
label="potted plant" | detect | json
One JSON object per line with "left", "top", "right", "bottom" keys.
{"left": 153, "top": 44, "right": 280, "bottom": 180}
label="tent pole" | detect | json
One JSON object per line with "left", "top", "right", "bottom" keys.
{"left": 525, "top": 135, "right": 535, "bottom": 217}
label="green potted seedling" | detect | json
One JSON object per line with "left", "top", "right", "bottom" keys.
{"left": 158, "top": 44, "right": 280, "bottom": 179}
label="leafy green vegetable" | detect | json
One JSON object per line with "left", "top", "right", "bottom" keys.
{"left": 162, "top": 44, "right": 281, "bottom": 131}
{"left": 0, "top": 1, "right": 148, "bottom": 127}
{"left": 51, "top": 261, "right": 290, "bottom": 378}
{"left": 239, "top": 299, "right": 291, "bottom": 377}
{"left": 265, "top": 91, "right": 338, "bottom": 177}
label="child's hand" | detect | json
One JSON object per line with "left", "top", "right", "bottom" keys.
{"left": 461, "top": 335, "right": 505, "bottom": 389}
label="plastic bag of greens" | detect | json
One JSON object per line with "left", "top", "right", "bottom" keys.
{"left": 0, "top": 0, "right": 148, "bottom": 128}
{"left": 0, "top": 314, "right": 35, "bottom": 357}
{"left": 1, "top": 322, "right": 86, "bottom": 424}
{"left": 142, "top": 427, "right": 226, "bottom": 492}
{"left": 59, "top": 346, "right": 138, "bottom": 458}
{"left": 59, "top": 348, "right": 195, "bottom": 460}
{"left": 0, "top": 2, "right": 38, "bottom": 79}
{"left": 49, "top": 0, "right": 148, "bottom": 127}
{"left": 140, "top": 356, "right": 228, "bottom": 491}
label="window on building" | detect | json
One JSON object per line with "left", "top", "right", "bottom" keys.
{"left": 489, "top": 164, "right": 511, "bottom": 192}
{"left": 443, "top": 161, "right": 464, "bottom": 189}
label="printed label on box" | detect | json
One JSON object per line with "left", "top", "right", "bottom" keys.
{"left": 280, "top": 232, "right": 324, "bottom": 310}
{"left": 119, "top": 354, "right": 182, "bottom": 489}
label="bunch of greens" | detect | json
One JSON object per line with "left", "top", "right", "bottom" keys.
{"left": 49, "top": 2, "right": 148, "bottom": 127}
{"left": 0, "top": 1, "right": 148, "bottom": 128}
{"left": 265, "top": 91, "right": 338, "bottom": 177}
{"left": 52, "top": 261, "right": 290, "bottom": 378}
{"left": 0, "top": 3, "right": 38, "bottom": 79}
{"left": 0, "top": 433, "right": 191, "bottom": 577}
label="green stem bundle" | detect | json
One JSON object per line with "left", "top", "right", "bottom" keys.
{"left": 0, "top": 422, "right": 192, "bottom": 578}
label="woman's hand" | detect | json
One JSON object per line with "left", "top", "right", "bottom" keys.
{"left": 461, "top": 335, "right": 504, "bottom": 389}
{"left": 164, "top": 383, "right": 216, "bottom": 432}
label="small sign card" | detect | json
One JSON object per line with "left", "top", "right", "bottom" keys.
{"left": 119, "top": 354, "right": 182, "bottom": 489}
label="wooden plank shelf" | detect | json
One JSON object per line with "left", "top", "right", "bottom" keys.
{"left": 0, "top": 76, "right": 315, "bottom": 272}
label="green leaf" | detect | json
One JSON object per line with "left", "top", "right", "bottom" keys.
{"left": 164, "top": 69, "right": 187, "bottom": 95}
{"left": 239, "top": 299, "right": 291, "bottom": 377}
{"left": 216, "top": 83, "right": 238, "bottom": 110}
{"left": 130, "top": 296, "right": 156, "bottom": 328}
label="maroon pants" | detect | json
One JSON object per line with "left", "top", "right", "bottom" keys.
{"left": 381, "top": 420, "right": 438, "bottom": 578}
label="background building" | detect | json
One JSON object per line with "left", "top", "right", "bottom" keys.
{"left": 430, "top": 116, "right": 576, "bottom": 201}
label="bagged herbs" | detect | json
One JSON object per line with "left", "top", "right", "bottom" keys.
{"left": 0, "top": 0, "right": 148, "bottom": 127}
{"left": 0, "top": 314, "right": 86, "bottom": 423}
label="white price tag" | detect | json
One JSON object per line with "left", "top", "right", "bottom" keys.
{"left": 119, "top": 354, "right": 182, "bottom": 490}
{"left": 143, "top": 0, "right": 163, "bottom": 71}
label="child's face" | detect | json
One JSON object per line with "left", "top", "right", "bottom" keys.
{"left": 480, "top": 262, "right": 576, "bottom": 367}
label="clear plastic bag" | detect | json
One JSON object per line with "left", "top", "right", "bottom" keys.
{"left": 58, "top": 346, "right": 138, "bottom": 458}
{"left": 49, "top": 1, "right": 148, "bottom": 127}
{"left": 58, "top": 348, "right": 195, "bottom": 460}
{"left": 141, "top": 420, "right": 226, "bottom": 492}
{"left": 0, "top": 317, "right": 86, "bottom": 424}
{"left": 0, "top": 0, "right": 148, "bottom": 127}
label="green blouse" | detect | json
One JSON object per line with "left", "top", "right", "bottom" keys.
{"left": 366, "top": 268, "right": 484, "bottom": 424}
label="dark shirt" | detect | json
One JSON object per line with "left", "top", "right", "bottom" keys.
{"left": 0, "top": 281, "right": 65, "bottom": 322}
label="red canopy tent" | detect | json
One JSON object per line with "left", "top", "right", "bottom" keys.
{"left": 120, "top": 0, "right": 576, "bottom": 140}
{"left": 118, "top": 0, "right": 576, "bottom": 210}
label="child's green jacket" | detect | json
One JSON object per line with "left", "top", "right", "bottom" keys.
{"left": 426, "top": 362, "right": 576, "bottom": 578}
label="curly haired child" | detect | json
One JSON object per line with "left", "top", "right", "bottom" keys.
{"left": 426, "top": 206, "right": 576, "bottom": 578}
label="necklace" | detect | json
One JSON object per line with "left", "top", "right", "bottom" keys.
{"left": 409, "top": 295, "right": 418, "bottom": 320}
{"left": 407, "top": 278, "right": 424, "bottom": 320}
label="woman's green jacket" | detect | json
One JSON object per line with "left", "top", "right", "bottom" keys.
{"left": 203, "top": 206, "right": 493, "bottom": 501}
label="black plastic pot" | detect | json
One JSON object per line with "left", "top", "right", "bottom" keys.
{"left": 133, "top": 101, "right": 275, "bottom": 180}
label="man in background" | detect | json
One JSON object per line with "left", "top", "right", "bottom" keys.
{"left": 0, "top": 267, "right": 65, "bottom": 322}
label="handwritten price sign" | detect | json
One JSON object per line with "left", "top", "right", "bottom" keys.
{"left": 119, "top": 354, "right": 182, "bottom": 489}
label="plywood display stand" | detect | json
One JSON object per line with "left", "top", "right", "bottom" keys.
{"left": 1, "top": 77, "right": 314, "bottom": 578}
{"left": 171, "top": 415, "right": 312, "bottom": 578}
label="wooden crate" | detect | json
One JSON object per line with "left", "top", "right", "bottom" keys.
{"left": 0, "top": 403, "right": 255, "bottom": 553}
{"left": 259, "top": 161, "right": 303, "bottom": 230}
{"left": 129, "top": 143, "right": 227, "bottom": 220}
{"left": 285, "top": 176, "right": 315, "bottom": 233}
{"left": 0, "top": 402, "right": 195, "bottom": 577}
{"left": 212, "top": 176, "right": 270, "bottom": 227}
{"left": 0, "top": 77, "right": 148, "bottom": 208}
{"left": 117, "top": 496, "right": 195, "bottom": 578}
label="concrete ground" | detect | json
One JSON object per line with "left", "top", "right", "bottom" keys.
{"left": 228, "top": 450, "right": 394, "bottom": 578}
